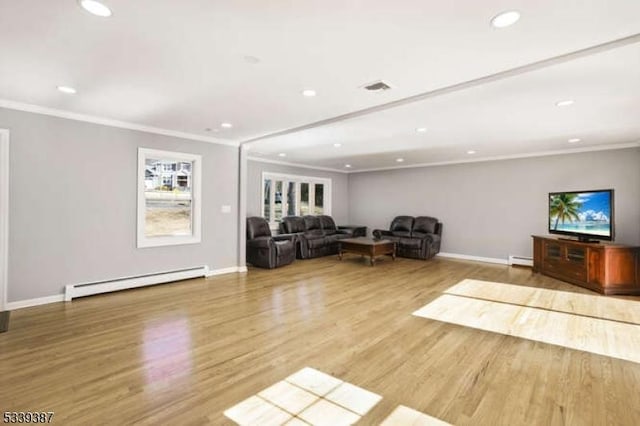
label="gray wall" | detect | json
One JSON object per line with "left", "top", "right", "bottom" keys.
{"left": 348, "top": 148, "right": 640, "bottom": 260}
{"left": 247, "top": 159, "right": 349, "bottom": 225}
{"left": 3, "top": 106, "right": 637, "bottom": 301}
{"left": 1, "top": 108, "right": 239, "bottom": 302}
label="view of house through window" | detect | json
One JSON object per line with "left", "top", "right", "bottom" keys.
{"left": 138, "top": 148, "right": 202, "bottom": 248}
{"left": 262, "top": 173, "right": 331, "bottom": 227}
{"left": 145, "top": 158, "right": 193, "bottom": 237}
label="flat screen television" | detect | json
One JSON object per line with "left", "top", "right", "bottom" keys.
{"left": 548, "top": 189, "right": 614, "bottom": 242}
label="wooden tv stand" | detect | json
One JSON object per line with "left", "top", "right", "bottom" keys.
{"left": 532, "top": 235, "right": 640, "bottom": 295}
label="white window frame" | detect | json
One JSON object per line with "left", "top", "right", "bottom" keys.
{"left": 261, "top": 172, "right": 332, "bottom": 230}
{"left": 137, "top": 148, "right": 202, "bottom": 248}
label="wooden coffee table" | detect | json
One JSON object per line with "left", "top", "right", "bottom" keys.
{"left": 338, "top": 237, "right": 396, "bottom": 266}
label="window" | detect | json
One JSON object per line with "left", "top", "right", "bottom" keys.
{"left": 177, "top": 175, "right": 188, "bottom": 188}
{"left": 300, "top": 183, "right": 309, "bottom": 215}
{"left": 314, "top": 183, "right": 324, "bottom": 214}
{"left": 263, "top": 178, "right": 272, "bottom": 222}
{"left": 138, "top": 148, "right": 202, "bottom": 248}
{"left": 261, "top": 172, "right": 331, "bottom": 228}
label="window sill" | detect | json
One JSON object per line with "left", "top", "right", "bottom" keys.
{"left": 137, "top": 235, "right": 201, "bottom": 248}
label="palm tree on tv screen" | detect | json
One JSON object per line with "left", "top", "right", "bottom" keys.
{"left": 550, "top": 194, "right": 583, "bottom": 230}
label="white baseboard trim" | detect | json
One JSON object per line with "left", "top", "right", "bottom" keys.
{"left": 205, "top": 266, "right": 247, "bottom": 277}
{"left": 437, "top": 252, "right": 509, "bottom": 265}
{"left": 6, "top": 294, "right": 65, "bottom": 310}
{"left": 508, "top": 255, "right": 534, "bottom": 267}
{"left": 65, "top": 266, "right": 209, "bottom": 301}
{"left": 7, "top": 266, "right": 247, "bottom": 309}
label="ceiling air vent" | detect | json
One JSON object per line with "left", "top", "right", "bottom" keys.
{"left": 362, "top": 80, "right": 393, "bottom": 92}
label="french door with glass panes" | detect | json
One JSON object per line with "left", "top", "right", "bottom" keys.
{"left": 262, "top": 173, "right": 331, "bottom": 229}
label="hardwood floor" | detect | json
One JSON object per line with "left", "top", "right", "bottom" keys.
{"left": 1, "top": 256, "right": 640, "bottom": 425}
{"left": 414, "top": 279, "right": 640, "bottom": 364}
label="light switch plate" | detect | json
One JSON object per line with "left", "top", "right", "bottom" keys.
{"left": 221, "top": 205, "right": 232, "bottom": 213}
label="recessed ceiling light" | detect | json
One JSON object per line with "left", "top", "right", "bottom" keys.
{"left": 278, "top": 153, "right": 286, "bottom": 157}
{"left": 396, "top": 158, "right": 404, "bottom": 163}
{"left": 568, "top": 138, "right": 581, "bottom": 143}
{"left": 467, "top": 150, "right": 476, "bottom": 155}
{"left": 302, "top": 89, "right": 317, "bottom": 97}
{"left": 556, "top": 100, "right": 575, "bottom": 107}
{"left": 221, "top": 123, "right": 233, "bottom": 128}
{"left": 345, "top": 164, "right": 352, "bottom": 168}
{"left": 333, "top": 143, "right": 342, "bottom": 147}
{"left": 78, "top": 0, "right": 112, "bottom": 17}
{"left": 57, "top": 86, "right": 77, "bottom": 94}
{"left": 416, "top": 127, "right": 427, "bottom": 133}
{"left": 490, "top": 10, "right": 520, "bottom": 28}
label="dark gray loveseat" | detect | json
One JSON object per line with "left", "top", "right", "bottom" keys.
{"left": 373, "top": 216, "right": 442, "bottom": 260}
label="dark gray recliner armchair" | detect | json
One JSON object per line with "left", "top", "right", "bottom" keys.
{"left": 373, "top": 216, "right": 442, "bottom": 260}
{"left": 246, "top": 217, "right": 296, "bottom": 269}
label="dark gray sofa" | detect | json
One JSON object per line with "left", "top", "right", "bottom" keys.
{"left": 280, "top": 215, "right": 365, "bottom": 259}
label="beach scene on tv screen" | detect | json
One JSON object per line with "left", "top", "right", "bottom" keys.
{"left": 549, "top": 191, "right": 611, "bottom": 236}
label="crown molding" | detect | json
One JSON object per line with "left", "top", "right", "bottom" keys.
{"left": 247, "top": 156, "right": 348, "bottom": 174}
{"left": 349, "top": 142, "right": 640, "bottom": 174}
{"left": 248, "top": 142, "right": 640, "bottom": 175}
{"left": 0, "top": 99, "right": 239, "bottom": 147}
{"left": 3, "top": 100, "right": 636, "bottom": 171}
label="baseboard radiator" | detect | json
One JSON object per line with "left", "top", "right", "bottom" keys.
{"left": 64, "top": 266, "right": 209, "bottom": 301}
{"left": 508, "top": 255, "right": 533, "bottom": 267}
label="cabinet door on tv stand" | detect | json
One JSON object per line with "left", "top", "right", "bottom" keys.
{"left": 606, "top": 249, "right": 640, "bottom": 287}
{"left": 544, "top": 241, "right": 563, "bottom": 261}
{"left": 587, "top": 248, "right": 603, "bottom": 287}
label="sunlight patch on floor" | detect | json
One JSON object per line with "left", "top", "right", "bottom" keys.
{"left": 224, "top": 367, "right": 382, "bottom": 425}
{"left": 413, "top": 280, "right": 640, "bottom": 364}
{"left": 446, "top": 279, "right": 640, "bottom": 324}
{"left": 380, "top": 405, "right": 452, "bottom": 426}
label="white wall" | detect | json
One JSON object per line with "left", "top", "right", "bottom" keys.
{"left": 1, "top": 108, "right": 239, "bottom": 302}
{"left": 348, "top": 148, "right": 640, "bottom": 260}
{"left": 247, "top": 159, "right": 350, "bottom": 225}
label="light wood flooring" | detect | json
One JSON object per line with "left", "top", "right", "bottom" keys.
{"left": 1, "top": 255, "right": 640, "bottom": 425}
{"left": 414, "top": 279, "right": 640, "bottom": 364}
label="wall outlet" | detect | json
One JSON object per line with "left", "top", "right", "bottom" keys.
{"left": 221, "top": 205, "right": 232, "bottom": 213}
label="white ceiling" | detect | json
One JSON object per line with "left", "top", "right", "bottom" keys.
{"left": 1, "top": 1, "right": 639, "bottom": 170}
{"left": 250, "top": 42, "right": 640, "bottom": 170}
